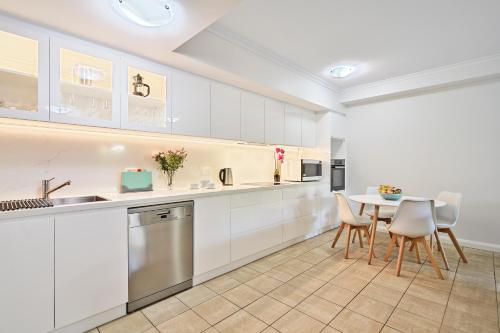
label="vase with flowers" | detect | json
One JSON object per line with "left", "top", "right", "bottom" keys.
{"left": 273, "top": 147, "right": 285, "bottom": 183}
{"left": 152, "top": 148, "right": 188, "bottom": 190}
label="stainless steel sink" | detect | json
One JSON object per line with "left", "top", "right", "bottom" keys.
{"left": 51, "top": 195, "right": 109, "bottom": 206}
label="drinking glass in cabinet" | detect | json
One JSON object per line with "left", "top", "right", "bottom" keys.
{"left": 57, "top": 48, "right": 113, "bottom": 120}
{"left": 0, "top": 30, "right": 38, "bottom": 113}
{"left": 127, "top": 66, "right": 167, "bottom": 128}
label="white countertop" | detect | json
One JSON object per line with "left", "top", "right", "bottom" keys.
{"left": 0, "top": 181, "right": 324, "bottom": 221}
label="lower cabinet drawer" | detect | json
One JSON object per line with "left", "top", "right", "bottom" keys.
{"left": 231, "top": 224, "right": 283, "bottom": 262}
{"left": 282, "top": 216, "right": 317, "bottom": 242}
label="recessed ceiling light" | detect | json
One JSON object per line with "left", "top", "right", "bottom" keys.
{"left": 113, "top": 0, "right": 174, "bottom": 27}
{"left": 329, "top": 65, "right": 357, "bottom": 78}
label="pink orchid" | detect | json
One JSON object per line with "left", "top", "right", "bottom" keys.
{"left": 280, "top": 148, "right": 285, "bottom": 154}
{"left": 275, "top": 147, "right": 281, "bottom": 153}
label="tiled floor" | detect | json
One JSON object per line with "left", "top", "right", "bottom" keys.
{"left": 92, "top": 229, "right": 500, "bottom": 333}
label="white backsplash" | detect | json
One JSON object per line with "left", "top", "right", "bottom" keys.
{"left": 0, "top": 124, "right": 323, "bottom": 200}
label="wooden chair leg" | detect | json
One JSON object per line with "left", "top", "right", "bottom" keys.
{"left": 421, "top": 237, "right": 444, "bottom": 280}
{"left": 445, "top": 228, "right": 468, "bottom": 263}
{"left": 409, "top": 241, "right": 415, "bottom": 252}
{"left": 331, "top": 223, "right": 345, "bottom": 248}
{"left": 395, "top": 236, "right": 406, "bottom": 276}
{"left": 434, "top": 230, "right": 449, "bottom": 270}
{"left": 385, "top": 233, "right": 397, "bottom": 262}
{"left": 344, "top": 225, "right": 352, "bottom": 259}
{"left": 414, "top": 241, "right": 421, "bottom": 264}
{"left": 363, "top": 226, "right": 370, "bottom": 239}
{"left": 352, "top": 229, "right": 357, "bottom": 244}
{"left": 358, "top": 228, "right": 363, "bottom": 248}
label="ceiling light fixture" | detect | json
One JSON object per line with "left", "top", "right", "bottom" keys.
{"left": 329, "top": 65, "right": 357, "bottom": 78}
{"left": 113, "top": 0, "right": 174, "bottom": 27}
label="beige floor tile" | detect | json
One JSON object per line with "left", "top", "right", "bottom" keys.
{"left": 331, "top": 271, "right": 370, "bottom": 293}
{"left": 99, "top": 312, "right": 153, "bottom": 333}
{"left": 297, "top": 248, "right": 331, "bottom": 264}
{"left": 279, "top": 259, "right": 314, "bottom": 276}
{"left": 262, "top": 327, "right": 280, "bottom": 333}
{"left": 348, "top": 294, "right": 394, "bottom": 323}
{"left": 204, "top": 275, "right": 241, "bottom": 294}
{"left": 380, "top": 326, "right": 401, "bottom": 333}
{"left": 245, "top": 295, "right": 291, "bottom": 325}
{"left": 330, "top": 309, "right": 383, "bottom": 333}
{"left": 202, "top": 328, "right": 219, "bottom": 333}
{"left": 245, "top": 274, "right": 283, "bottom": 294}
{"left": 84, "top": 329, "right": 99, "bottom": 333}
{"left": 247, "top": 259, "right": 275, "bottom": 273}
{"left": 287, "top": 273, "right": 326, "bottom": 294}
{"left": 447, "top": 293, "right": 498, "bottom": 322}
{"left": 141, "top": 296, "right": 189, "bottom": 325}
{"left": 272, "top": 309, "right": 325, "bottom": 333}
{"left": 397, "top": 294, "right": 445, "bottom": 323}
{"left": 177, "top": 285, "right": 217, "bottom": 307}
{"left": 268, "top": 283, "right": 311, "bottom": 307}
{"left": 222, "top": 284, "right": 263, "bottom": 307}
{"left": 451, "top": 281, "right": 497, "bottom": 305}
{"left": 372, "top": 271, "right": 413, "bottom": 292}
{"left": 442, "top": 306, "right": 499, "bottom": 333}
{"left": 303, "top": 266, "right": 338, "bottom": 281}
{"left": 144, "top": 328, "right": 160, "bottom": 333}
{"left": 192, "top": 295, "right": 239, "bottom": 325}
{"left": 296, "top": 294, "right": 342, "bottom": 324}
{"left": 386, "top": 308, "right": 440, "bottom": 333}
{"left": 321, "top": 326, "right": 342, "bottom": 333}
{"left": 228, "top": 266, "right": 261, "bottom": 283}
{"left": 314, "top": 282, "right": 357, "bottom": 307}
{"left": 156, "top": 310, "right": 210, "bottom": 333}
{"left": 214, "top": 310, "right": 267, "bottom": 333}
{"left": 405, "top": 282, "right": 449, "bottom": 306}
{"left": 360, "top": 283, "right": 404, "bottom": 307}
{"left": 265, "top": 266, "right": 296, "bottom": 282}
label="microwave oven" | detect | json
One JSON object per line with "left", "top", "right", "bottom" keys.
{"left": 284, "top": 159, "right": 322, "bottom": 182}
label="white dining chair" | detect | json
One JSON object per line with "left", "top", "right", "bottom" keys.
{"left": 435, "top": 191, "right": 467, "bottom": 263}
{"left": 332, "top": 193, "right": 372, "bottom": 259}
{"left": 384, "top": 199, "right": 444, "bottom": 279}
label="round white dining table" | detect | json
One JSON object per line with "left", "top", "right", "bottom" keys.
{"left": 348, "top": 194, "right": 446, "bottom": 265}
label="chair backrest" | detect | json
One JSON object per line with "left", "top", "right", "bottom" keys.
{"left": 388, "top": 199, "right": 436, "bottom": 238}
{"left": 436, "top": 191, "right": 462, "bottom": 225}
{"left": 335, "top": 193, "right": 357, "bottom": 225}
{"left": 366, "top": 186, "right": 378, "bottom": 195}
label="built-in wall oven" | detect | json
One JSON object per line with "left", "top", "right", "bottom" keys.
{"left": 331, "top": 159, "right": 345, "bottom": 191}
{"left": 284, "top": 159, "right": 322, "bottom": 182}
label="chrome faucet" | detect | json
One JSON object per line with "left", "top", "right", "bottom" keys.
{"left": 42, "top": 178, "right": 72, "bottom": 199}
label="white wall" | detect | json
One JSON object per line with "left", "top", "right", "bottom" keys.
{"left": 345, "top": 78, "right": 500, "bottom": 248}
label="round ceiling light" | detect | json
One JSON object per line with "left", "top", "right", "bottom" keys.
{"left": 113, "top": 0, "right": 174, "bottom": 27}
{"left": 329, "top": 65, "right": 357, "bottom": 78}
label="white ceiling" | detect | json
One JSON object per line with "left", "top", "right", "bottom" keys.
{"left": 212, "top": 0, "right": 500, "bottom": 88}
{"left": 0, "top": 0, "right": 241, "bottom": 65}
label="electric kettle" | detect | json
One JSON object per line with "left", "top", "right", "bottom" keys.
{"left": 219, "top": 168, "right": 233, "bottom": 186}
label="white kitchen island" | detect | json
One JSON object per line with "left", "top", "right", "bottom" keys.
{"left": 0, "top": 181, "right": 337, "bottom": 333}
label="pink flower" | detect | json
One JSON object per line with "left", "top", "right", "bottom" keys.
{"left": 275, "top": 147, "right": 281, "bottom": 153}
{"left": 278, "top": 154, "right": 284, "bottom": 161}
{"left": 280, "top": 148, "right": 285, "bottom": 154}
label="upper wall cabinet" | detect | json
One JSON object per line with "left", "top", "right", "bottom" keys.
{"left": 284, "top": 104, "right": 302, "bottom": 146}
{"left": 241, "top": 91, "right": 265, "bottom": 143}
{"left": 0, "top": 21, "right": 49, "bottom": 121}
{"left": 265, "top": 99, "right": 285, "bottom": 145}
{"left": 301, "top": 110, "right": 316, "bottom": 147}
{"left": 49, "top": 37, "right": 121, "bottom": 128}
{"left": 171, "top": 71, "right": 210, "bottom": 137}
{"left": 121, "top": 56, "right": 171, "bottom": 133}
{"left": 211, "top": 83, "right": 241, "bottom": 140}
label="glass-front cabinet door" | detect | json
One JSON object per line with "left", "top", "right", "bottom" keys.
{"left": 121, "top": 57, "right": 170, "bottom": 133}
{"left": 0, "top": 20, "right": 49, "bottom": 121}
{"left": 50, "top": 37, "right": 120, "bottom": 128}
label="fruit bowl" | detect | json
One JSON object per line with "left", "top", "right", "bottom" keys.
{"left": 381, "top": 193, "right": 402, "bottom": 201}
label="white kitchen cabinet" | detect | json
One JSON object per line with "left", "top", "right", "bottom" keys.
{"left": 284, "top": 104, "right": 302, "bottom": 146}
{"left": 171, "top": 71, "right": 211, "bottom": 137}
{"left": 231, "top": 224, "right": 283, "bottom": 261}
{"left": 241, "top": 91, "right": 265, "bottom": 143}
{"left": 49, "top": 36, "right": 121, "bottom": 128}
{"left": 121, "top": 56, "right": 171, "bottom": 133}
{"left": 317, "top": 183, "right": 337, "bottom": 228}
{"left": 0, "top": 217, "right": 54, "bottom": 333}
{"left": 0, "top": 20, "right": 50, "bottom": 121}
{"left": 283, "top": 216, "right": 317, "bottom": 242}
{"left": 54, "top": 208, "right": 128, "bottom": 329}
{"left": 211, "top": 82, "right": 241, "bottom": 140}
{"left": 194, "top": 196, "right": 231, "bottom": 275}
{"left": 265, "top": 99, "right": 285, "bottom": 145}
{"left": 301, "top": 110, "right": 316, "bottom": 147}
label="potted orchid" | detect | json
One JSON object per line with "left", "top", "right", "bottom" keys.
{"left": 152, "top": 148, "right": 188, "bottom": 189}
{"left": 273, "top": 147, "right": 285, "bottom": 182}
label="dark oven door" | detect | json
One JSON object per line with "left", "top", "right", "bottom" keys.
{"left": 301, "top": 160, "right": 322, "bottom": 181}
{"left": 331, "top": 167, "right": 345, "bottom": 191}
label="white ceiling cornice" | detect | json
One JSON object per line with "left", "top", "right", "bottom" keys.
{"left": 340, "top": 53, "right": 500, "bottom": 105}
{"left": 206, "top": 23, "right": 340, "bottom": 93}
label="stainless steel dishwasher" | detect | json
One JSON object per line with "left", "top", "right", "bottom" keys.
{"left": 127, "top": 201, "right": 193, "bottom": 312}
